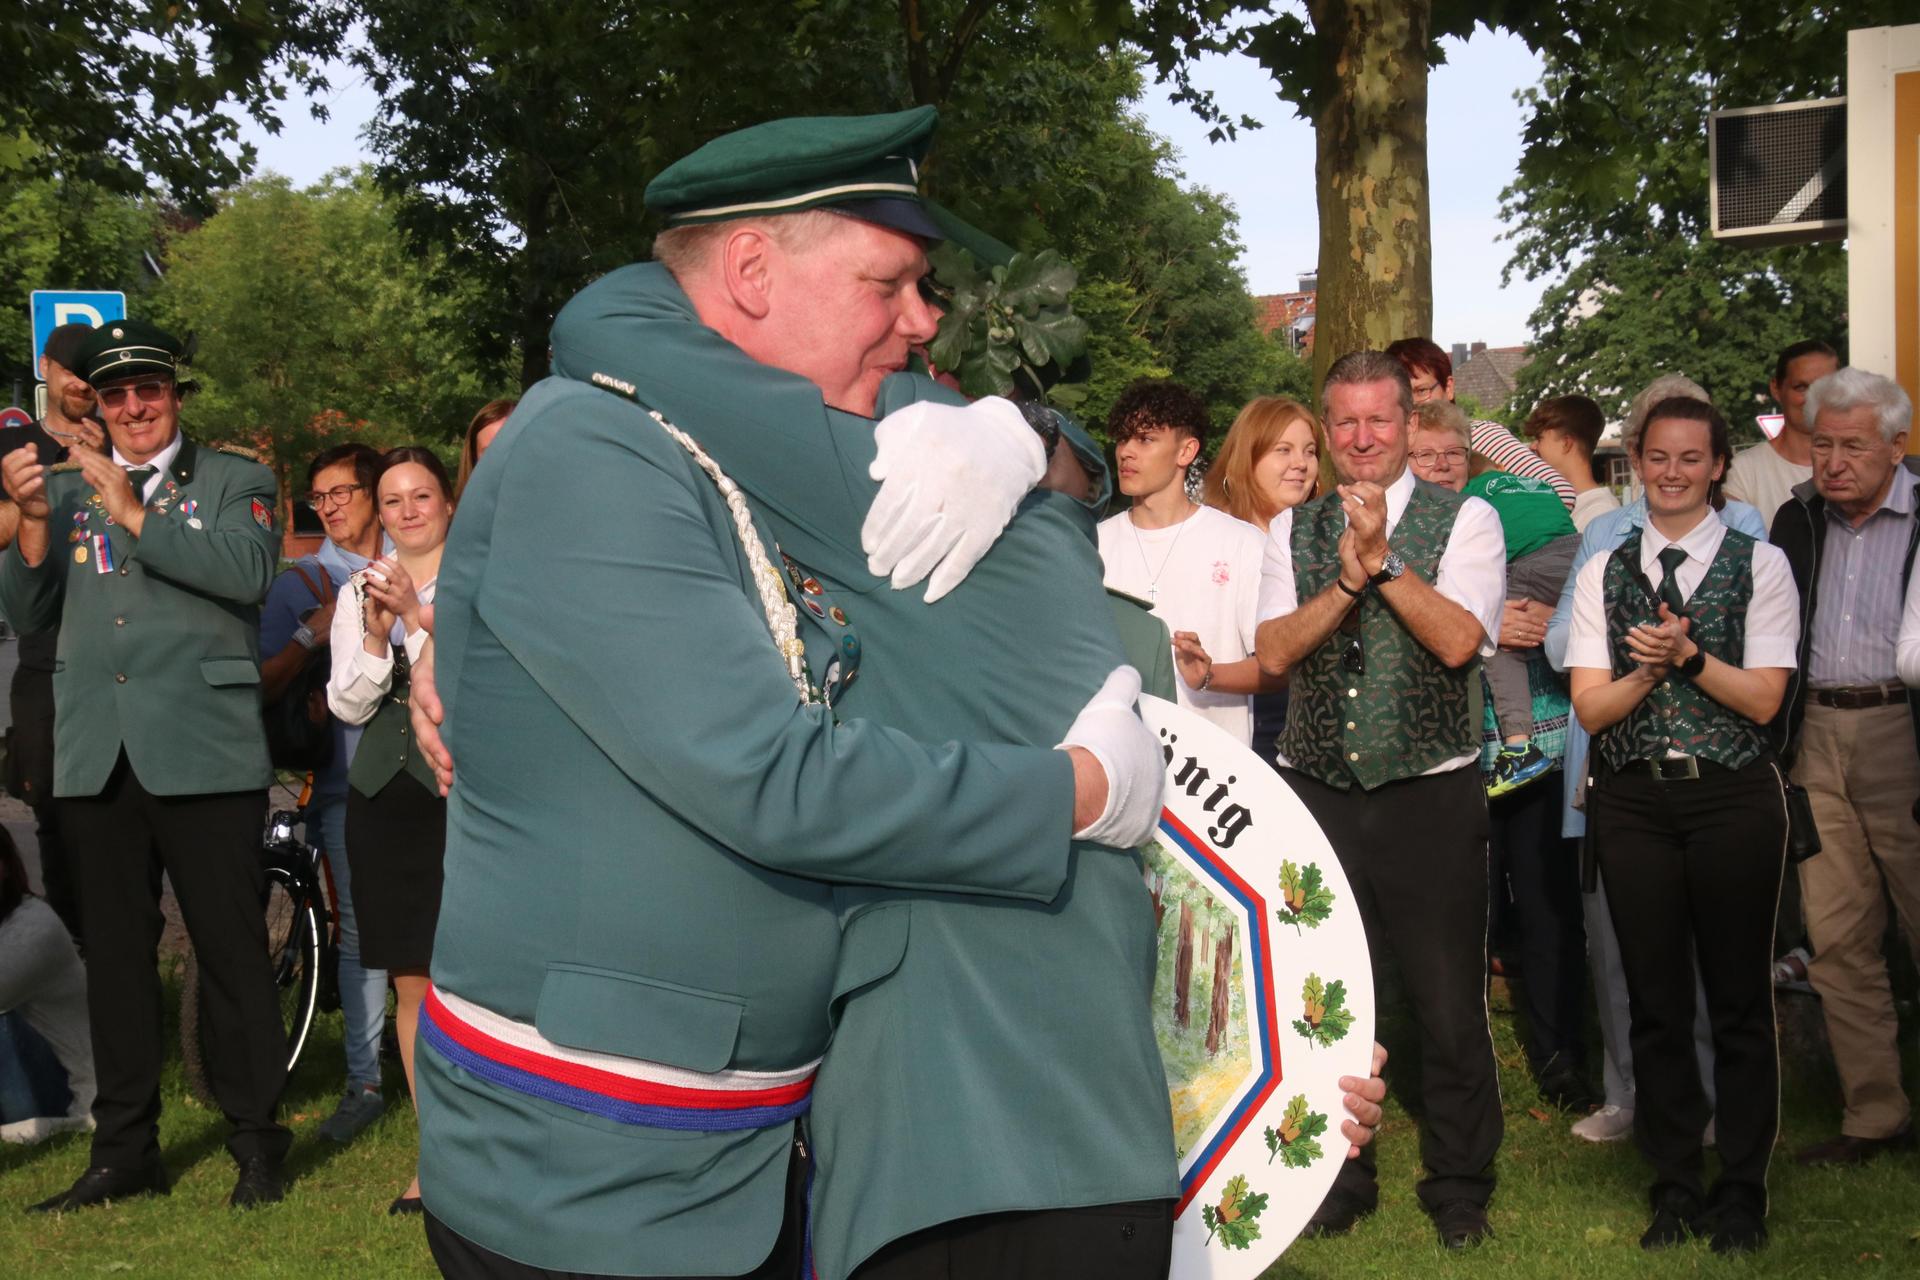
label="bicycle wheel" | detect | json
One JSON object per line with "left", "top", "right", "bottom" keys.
{"left": 180, "top": 865, "right": 324, "bottom": 1105}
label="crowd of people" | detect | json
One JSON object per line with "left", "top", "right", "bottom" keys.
{"left": 0, "top": 100, "right": 1915, "bottom": 1280}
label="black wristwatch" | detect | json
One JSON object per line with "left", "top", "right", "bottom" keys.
{"left": 1367, "top": 550, "right": 1405, "bottom": 589}
{"left": 1676, "top": 646, "right": 1707, "bottom": 679}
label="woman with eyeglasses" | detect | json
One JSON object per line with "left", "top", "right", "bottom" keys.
{"left": 1565, "top": 398, "right": 1799, "bottom": 1254}
{"left": 1405, "top": 400, "right": 1475, "bottom": 493}
{"left": 326, "top": 446, "right": 456, "bottom": 1216}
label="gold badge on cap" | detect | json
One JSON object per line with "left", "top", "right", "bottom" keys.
{"left": 111, "top": 327, "right": 124, "bottom": 339}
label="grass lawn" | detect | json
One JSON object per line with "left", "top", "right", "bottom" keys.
{"left": 3, "top": 970, "right": 1915, "bottom": 1278}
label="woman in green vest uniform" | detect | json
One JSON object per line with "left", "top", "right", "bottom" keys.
{"left": 326, "top": 446, "right": 454, "bottom": 1215}
{"left": 1565, "top": 398, "right": 1800, "bottom": 1254}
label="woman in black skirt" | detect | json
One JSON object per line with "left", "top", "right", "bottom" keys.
{"left": 1565, "top": 399, "right": 1799, "bottom": 1253}
{"left": 325, "top": 446, "right": 453, "bottom": 1214}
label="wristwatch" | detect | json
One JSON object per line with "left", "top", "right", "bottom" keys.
{"left": 1368, "top": 550, "right": 1406, "bottom": 589}
{"left": 1676, "top": 646, "right": 1706, "bottom": 679}
{"left": 292, "top": 624, "right": 319, "bottom": 651}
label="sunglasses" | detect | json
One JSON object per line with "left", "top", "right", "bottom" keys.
{"left": 96, "top": 380, "right": 174, "bottom": 409}
{"left": 1340, "top": 609, "right": 1364, "bottom": 676}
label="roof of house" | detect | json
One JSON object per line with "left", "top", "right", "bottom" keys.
{"left": 1454, "top": 345, "right": 1531, "bottom": 413}
{"left": 1253, "top": 291, "right": 1315, "bottom": 338}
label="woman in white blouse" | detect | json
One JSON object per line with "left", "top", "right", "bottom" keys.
{"left": 1565, "top": 398, "right": 1799, "bottom": 1254}
{"left": 326, "top": 446, "right": 453, "bottom": 1216}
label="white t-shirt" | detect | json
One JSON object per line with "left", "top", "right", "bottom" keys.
{"left": 1098, "top": 504, "right": 1267, "bottom": 744}
{"left": 1722, "top": 440, "right": 1811, "bottom": 534}
{"left": 1571, "top": 485, "right": 1622, "bottom": 534}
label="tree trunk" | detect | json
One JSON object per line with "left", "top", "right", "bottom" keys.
{"left": 1308, "top": 0, "right": 1435, "bottom": 405}
{"left": 1149, "top": 872, "right": 1166, "bottom": 928}
{"left": 1205, "top": 921, "right": 1236, "bottom": 1055}
{"left": 1174, "top": 901, "right": 1195, "bottom": 1029}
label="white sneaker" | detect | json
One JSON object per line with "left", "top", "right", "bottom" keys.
{"left": 0, "top": 1113, "right": 93, "bottom": 1145}
{"left": 1571, "top": 1104, "right": 1634, "bottom": 1143}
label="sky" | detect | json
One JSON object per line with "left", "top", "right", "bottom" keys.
{"left": 238, "top": 29, "right": 1551, "bottom": 348}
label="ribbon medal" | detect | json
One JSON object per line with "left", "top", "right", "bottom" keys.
{"left": 92, "top": 533, "right": 116, "bottom": 575}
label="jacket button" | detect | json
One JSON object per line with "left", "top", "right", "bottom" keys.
{"left": 116, "top": 673, "right": 127, "bottom": 683}
{"left": 1348, "top": 751, "right": 1360, "bottom": 762}
{"left": 1347, "top": 687, "right": 1359, "bottom": 698}
{"left": 1346, "top": 721, "right": 1357, "bottom": 730}
{"left": 118, "top": 567, "right": 129, "bottom": 576}
{"left": 114, "top": 616, "right": 126, "bottom": 626}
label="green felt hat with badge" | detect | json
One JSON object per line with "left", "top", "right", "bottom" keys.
{"left": 646, "top": 106, "right": 943, "bottom": 239}
{"left": 74, "top": 318, "right": 185, "bottom": 385}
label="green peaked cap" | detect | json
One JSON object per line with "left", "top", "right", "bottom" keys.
{"left": 647, "top": 106, "right": 941, "bottom": 233}
{"left": 74, "top": 317, "right": 184, "bottom": 384}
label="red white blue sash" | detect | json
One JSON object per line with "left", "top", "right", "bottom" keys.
{"left": 420, "top": 984, "right": 816, "bottom": 1132}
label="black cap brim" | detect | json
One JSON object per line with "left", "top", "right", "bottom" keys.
{"left": 835, "top": 197, "right": 945, "bottom": 241}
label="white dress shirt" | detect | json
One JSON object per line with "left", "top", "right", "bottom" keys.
{"left": 326, "top": 573, "right": 437, "bottom": 727}
{"left": 1565, "top": 508, "right": 1799, "bottom": 673}
{"left": 1256, "top": 466, "right": 1509, "bottom": 774}
{"left": 112, "top": 431, "right": 182, "bottom": 504}
{"left": 1894, "top": 568, "right": 1920, "bottom": 687}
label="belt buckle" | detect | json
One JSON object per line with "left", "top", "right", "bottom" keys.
{"left": 1653, "top": 755, "right": 1701, "bottom": 782}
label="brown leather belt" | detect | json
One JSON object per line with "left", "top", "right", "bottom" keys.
{"left": 1809, "top": 682, "right": 1909, "bottom": 710}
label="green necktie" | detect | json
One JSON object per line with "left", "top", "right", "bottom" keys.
{"left": 1656, "top": 544, "right": 1690, "bottom": 617}
{"left": 123, "top": 465, "right": 157, "bottom": 497}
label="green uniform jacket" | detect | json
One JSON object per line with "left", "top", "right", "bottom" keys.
{"left": 550, "top": 264, "right": 1178, "bottom": 1280}
{"left": 0, "top": 438, "right": 277, "bottom": 797}
{"left": 418, "top": 373, "right": 1088, "bottom": 1275}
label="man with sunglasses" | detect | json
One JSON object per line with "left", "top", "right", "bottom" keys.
{"left": 0, "top": 319, "right": 293, "bottom": 1213}
{"left": 0, "top": 324, "right": 107, "bottom": 942}
{"left": 1253, "top": 349, "right": 1508, "bottom": 1248}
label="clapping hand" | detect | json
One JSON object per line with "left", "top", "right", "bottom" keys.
{"left": 1625, "top": 603, "right": 1694, "bottom": 679}
{"left": 1338, "top": 481, "right": 1388, "bottom": 573}
{"left": 363, "top": 557, "right": 423, "bottom": 634}
{"left": 1, "top": 447, "right": 49, "bottom": 520}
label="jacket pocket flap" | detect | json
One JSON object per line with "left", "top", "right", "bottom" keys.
{"left": 830, "top": 905, "right": 910, "bottom": 1011}
{"left": 199, "top": 656, "right": 261, "bottom": 686}
{"left": 535, "top": 963, "right": 744, "bottom": 1073}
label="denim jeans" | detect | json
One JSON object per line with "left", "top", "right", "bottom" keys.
{"left": 315, "top": 796, "right": 388, "bottom": 1090}
{"left": 0, "top": 1010, "right": 71, "bottom": 1122}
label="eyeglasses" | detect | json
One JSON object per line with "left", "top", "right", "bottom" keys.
{"left": 96, "top": 380, "right": 173, "bottom": 409}
{"left": 1340, "top": 609, "right": 1365, "bottom": 676}
{"left": 305, "top": 484, "right": 368, "bottom": 510}
{"left": 1408, "top": 448, "right": 1468, "bottom": 467}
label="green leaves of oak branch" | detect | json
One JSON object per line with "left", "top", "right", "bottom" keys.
{"left": 1264, "top": 1094, "right": 1329, "bottom": 1168}
{"left": 1294, "top": 972, "right": 1354, "bottom": 1049}
{"left": 924, "top": 241, "right": 1088, "bottom": 408}
{"left": 1276, "top": 859, "right": 1334, "bottom": 933}
{"left": 1200, "top": 1173, "right": 1268, "bottom": 1250}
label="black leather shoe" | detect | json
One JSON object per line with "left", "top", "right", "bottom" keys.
{"left": 1297, "top": 1189, "right": 1373, "bottom": 1238}
{"left": 1706, "top": 1200, "right": 1768, "bottom": 1254}
{"left": 388, "top": 1194, "right": 425, "bottom": 1216}
{"left": 228, "top": 1155, "right": 286, "bottom": 1209}
{"left": 1429, "top": 1198, "right": 1492, "bottom": 1248}
{"left": 27, "top": 1161, "right": 170, "bottom": 1213}
{"left": 1639, "top": 1187, "right": 1703, "bottom": 1250}
{"left": 1793, "top": 1127, "right": 1915, "bottom": 1167}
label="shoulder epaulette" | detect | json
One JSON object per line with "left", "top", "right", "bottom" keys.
{"left": 49, "top": 461, "right": 83, "bottom": 474}
{"left": 212, "top": 443, "right": 266, "bottom": 464}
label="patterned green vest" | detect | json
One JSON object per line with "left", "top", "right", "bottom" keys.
{"left": 347, "top": 651, "right": 437, "bottom": 799}
{"left": 1279, "top": 480, "right": 1477, "bottom": 790}
{"left": 1595, "top": 526, "right": 1770, "bottom": 771}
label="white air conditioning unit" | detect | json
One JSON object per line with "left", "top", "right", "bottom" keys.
{"left": 1709, "top": 98, "right": 1847, "bottom": 247}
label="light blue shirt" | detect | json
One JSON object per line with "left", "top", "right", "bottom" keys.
{"left": 1545, "top": 495, "right": 1768, "bottom": 837}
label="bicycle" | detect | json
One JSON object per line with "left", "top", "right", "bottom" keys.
{"left": 179, "top": 774, "right": 339, "bottom": 1105}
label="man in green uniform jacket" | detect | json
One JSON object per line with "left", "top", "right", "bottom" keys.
{"left": 0, "top": 320, "right": 295, "bottom": 1212}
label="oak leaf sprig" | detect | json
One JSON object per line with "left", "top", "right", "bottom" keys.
{"left": 1293, "top": 972, "right": 1355, "bottom": 1049}
{"left": 1200, "top": 1173, "right": 1269, "bottom": 1250}
{"left": 1263, "top": 1094, "right": 1329, "bottom": 1168}
{"left": 1275, "top": 859, "right": 1335, "bottom": 933}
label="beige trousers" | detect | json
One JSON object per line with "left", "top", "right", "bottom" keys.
{"left": 1792, "top": 701, "right": 1920, "bottom": 1138}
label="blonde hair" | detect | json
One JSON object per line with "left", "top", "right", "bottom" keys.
{"left": 652, "top": 209, "right": 855, "bottom": 282}
{"left": 1410, "top": 399, "right": 1470, "bottom": 445}
{"left": 1203, "top": 396, "right": 1321, "bottom": 526}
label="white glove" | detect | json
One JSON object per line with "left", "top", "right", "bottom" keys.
{"left": 862, "top": 396, "right": 1047, "bottom": 604}
{"left": 1057, "top": 666, "right": 1166, "bottom": 848}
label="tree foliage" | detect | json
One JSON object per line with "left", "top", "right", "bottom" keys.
{"left": 149, "top": 171, "right": 513, "bottom": 481}
{"left": 0, "top": 1, "right": 345, "bottom": 207}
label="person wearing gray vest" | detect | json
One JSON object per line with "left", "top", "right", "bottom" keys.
{"left": 1254, "top": 350, "right": 1509, "bottom": 1248}
{"left": 1567, "top": 397, "right": 1800, "bottom": 1255}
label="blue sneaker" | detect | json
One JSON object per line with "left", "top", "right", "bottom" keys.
{"left": 1487, "top": 743, "right": 1553, "bottom": 798}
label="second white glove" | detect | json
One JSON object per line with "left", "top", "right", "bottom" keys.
{"left": 862, "top": 396, "right": 1046, "bottom": 604}
{"left": 1057, "top": 665, "right": 1167, "bottom": 849}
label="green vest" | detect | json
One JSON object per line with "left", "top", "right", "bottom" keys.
{"left": 0, "top": 437, "right": 279, "bottom": 797}
{"left": 1278, "top": 480, "right": 1477, "bottom": 790}
{"left": 346, "top": 652, "right": 437, "bottom": 798}
{"left": 1595, "top": 527, "right": 1770, "bottom": 771}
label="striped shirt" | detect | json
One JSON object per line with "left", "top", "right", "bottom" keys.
{"left": 1471, "top": 419, "right": 1576, "bottom": 511}
{"left": 1808, "top": 475, "right": 1916, "bottom": 687}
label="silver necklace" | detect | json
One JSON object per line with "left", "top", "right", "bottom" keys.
{"left": 1131, "top": 501, "right": 1198, "bottom": 602}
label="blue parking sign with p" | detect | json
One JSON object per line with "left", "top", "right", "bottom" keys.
{"left": 31, "top": 291, "right": 127, "bottom": 377}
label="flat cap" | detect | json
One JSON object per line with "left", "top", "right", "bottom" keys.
{"left": 646, "top": 107, "right": 943, "bottom": 239}
{"left": 75, "top": 318, "right": 183, "bottom": 385}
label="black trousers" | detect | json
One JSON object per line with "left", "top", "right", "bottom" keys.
{"left": 1591, "top": 760, "right": 1786, "bottom": 1207}
{"left": 1489, "top": 776, "right": 1588, "bottom": 1075}
{"left": 852, "top": 1199, "right": 1174, "bottom": 1280}
{"left": 424, "top": 1136, "right": 809, "bottom": 1279}
{"left": 59, "top": 753, "right": 290, "bottom": 1166}
{"left": 1282, "top": 765, "right": 1503, "bottom": 1212}
{"left": 9, "top": 660, "right": 78, "bottom": 937}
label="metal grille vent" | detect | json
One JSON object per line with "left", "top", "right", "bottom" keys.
{"left": 1709, "top": 99, "right": 1847, "bottom": 246}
